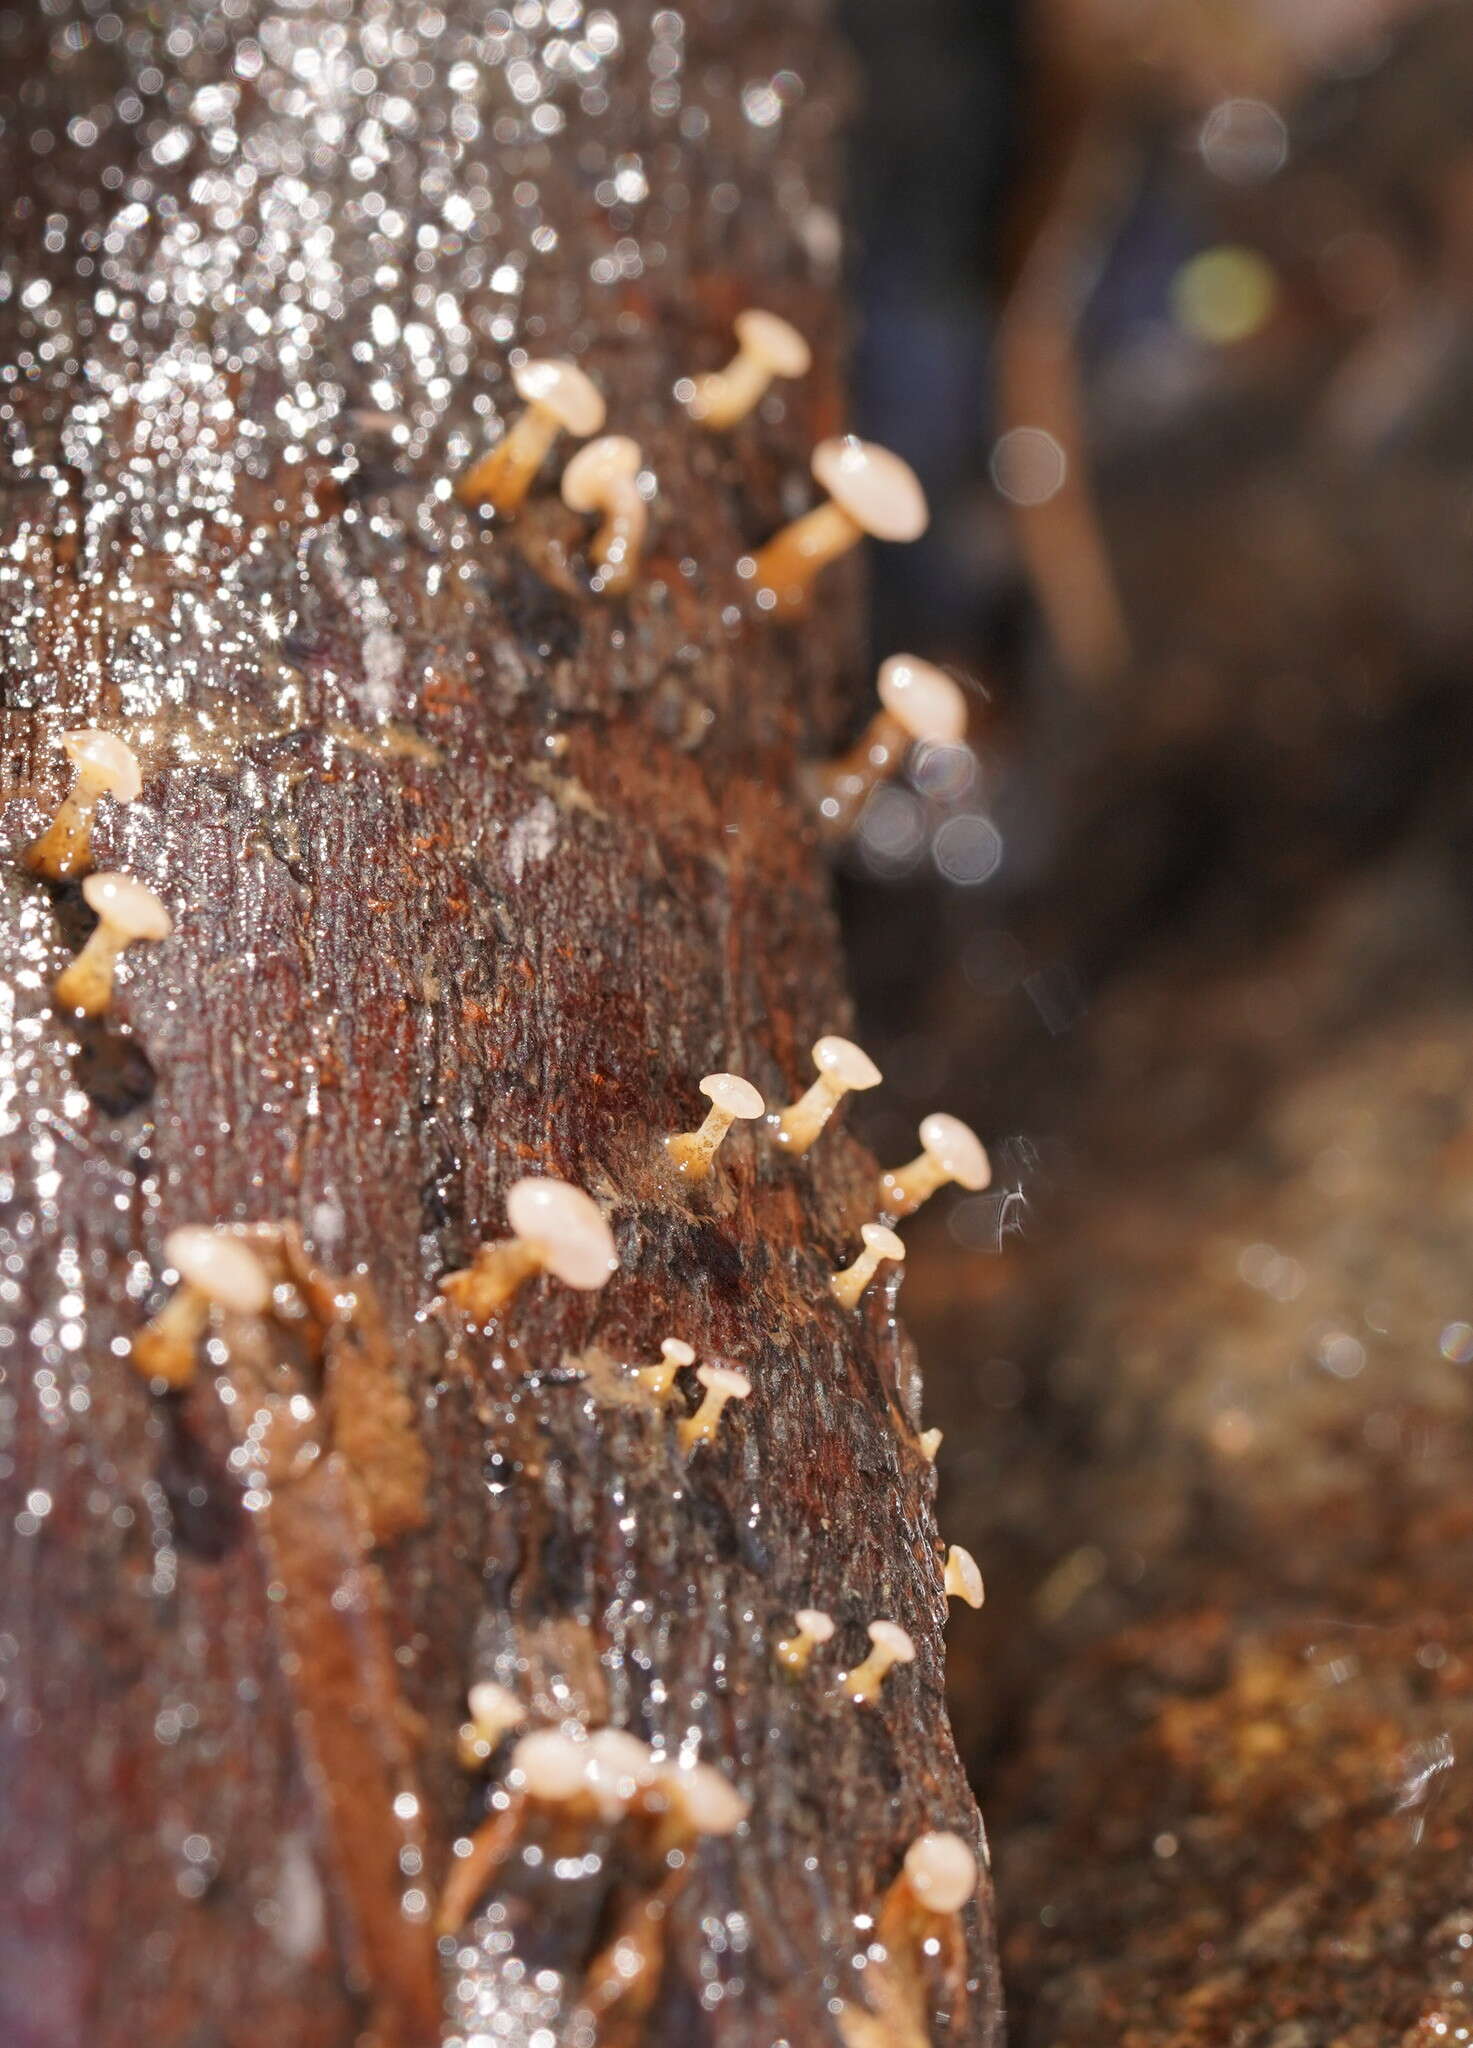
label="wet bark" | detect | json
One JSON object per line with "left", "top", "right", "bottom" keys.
{"left": 0, "top": 4, "right": 999, "bottom": 2044}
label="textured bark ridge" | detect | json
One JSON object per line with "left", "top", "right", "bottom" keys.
{"left": 0, "top": 3, "right": 999, "bottom": 2044}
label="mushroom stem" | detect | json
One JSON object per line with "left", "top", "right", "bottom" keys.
{"left": 665, "top": 1102, "right": 739, "bottom": 1179}
{"left": 812, "top": 708, "right": 911, "bottom": 826}
{"left": 879, "top": 1147, "right": 951, "bottom": 1218}
{"left": 26, "top": 790, "right": 101, "bottom": 882}
{"left": 749, "top": 499, "right": 861, "bottom": 617}
{"left": 456, "top": 407, "right": 558, "bottom": 514}
{"left": 585, "top": 480, "right": 648, "bottom": 595}
{"left": 831, "top": 1225, "right": 905, "bottom": 1311}
{"left": 52, "top": 922, "right": 128, "bottom": 1017}
{"left": 776, "top": 1070, "right": 849, "bottom": 1152}
{"left": 130, "top": 1289, "right": 210, "bottom": 1388}
{"left": 441, "top": 1238, "right": 542, "bottom": 1318}
{"left": 689, "top": 350, "right": 771, "bottom": 430}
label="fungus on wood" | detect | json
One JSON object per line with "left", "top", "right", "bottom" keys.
{"left": 0, "top": 3, "right": 1001, "bottom": 2045}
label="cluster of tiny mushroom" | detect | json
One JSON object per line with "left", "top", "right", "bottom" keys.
{"left": 23, "top": 729, "right": 173, "bottom": 1018}
{"left": 14, "top": 304, "right": 988, "bottom": 1955}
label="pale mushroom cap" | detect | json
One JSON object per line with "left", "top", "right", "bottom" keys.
{"left": 467, "top": 1680, "right": 525, "bottom": 1738}
{"left": 81, "top": 871, "right": 173, "bottom": 942}
{"left": 661, "top": 1338, "right": 696, "bottom": 1367}
{"left": 512, "top": 357, "right": 606, "bottom": 437}
{"left": 696, "top": 1363, "right": 751, "bottom": 1401}
{"left": 587, "top": 1728, "right": 656, "bottom": 1813}
{"left": 877, "top": 656, "right": 969, "bottom": 745}
{"left": 734, "top": 308, "right": 812, "bottom": 378}
{"left": 664, "top": 1761, "right": 749, "bottom": 1836}
{"left": 561, "top": 433, "right": 643, "bottom": 510}
{"left": 504, "top": 1176, "right": 618, "bottom": 1290}
{"left": 810, "top": 436, "right": 929, "bottom": 543}
{"left": 795, "top": 1607, "right": 835, "bottom": 1643}
{"left": 61, "top": 728, "right": 142, "bottom": 803}
{"left": 510, "top": 1727, "right": 590, "bottom": 1802}
{"left": 698, "top": 1071, "right": 765, "bottom": 1120}
{"left": 945, "top": 1544, "right": 985, "bottom": 1609}
{"left": 903, "top": 1831, "right": 979, "bottom": 1914}
{"left": 812, "top": 1034, "right": 882, "bottom": 1091}
{"left": 162, "top": 1227, "right": 272, "bottom": 1315}
{"left": 860, "top": 1223, "right": 906, "bottom": 1264}
{"left": 918, "top": 1113, "right": 990, "bottom": 1191}
{"left": 867, "top": 1619, "right": 916, "bottom": 1663}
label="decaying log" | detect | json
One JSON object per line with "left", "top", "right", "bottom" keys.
{"left": 0, "top": 3, "right": 999, "bottom": 2043}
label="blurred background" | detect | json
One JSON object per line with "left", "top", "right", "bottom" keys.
{"left": 835, "top": 0, "right": 1473, "bottom": 2037}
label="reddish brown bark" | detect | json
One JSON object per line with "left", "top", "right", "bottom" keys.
{"left": 0, "top": 3, "right": 998, "bottom": 2043}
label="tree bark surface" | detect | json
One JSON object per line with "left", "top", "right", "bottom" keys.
{"left": 0, "top": 3, "right": 1000, "bottom": 2044}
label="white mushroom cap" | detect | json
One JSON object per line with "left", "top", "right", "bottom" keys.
{"left": 734, "top": 309, "right": 812, "bottom": 378}
{"left": 903, "top": 1831, "right": 979, "bottom": 1914}
{"left": 661, "top": 1338, "right": 696, "bottom": 1368}
{"left": 867, "top": 1619, "right": 916, "bottom": 1664}
{"left": 81, "top": 872, "right": 173, "bottom": 942}
{"left": 859, "top": 1223, "right": 906, "bottom": 1265}
{"left": 510, "top": 1727, "right": 590, "bottom": 1802}
{"left": 62, "top": 728, "right": 142, "bottom": 803}
{"left": 561, "top": 434, "right": 643, "bottom": 511}
{"left": 917, "top": 1113, "right": 990, "bottom": 1192}
{"left": 467, "top": 1680, "right": 526, "bottom": 1741}
{"left": 662, "top": 1761, "right": 749, "bottom": 1836}
{"left": 699, "top": 1072, "right": 765, "bottom": 1120}
{"left": 696, "top": 1363, "right": 751, "bottom": 1402}
{"left": 944, "top": 1544, "right": 985, "bottom": 1610}
{"left": 811, "top": 1035, "right": 882, "bottom": 1091}
{"left": 811, "top": 436, "right": 929, "bottom": 543}
{"left": 794, "top": 1608, "right": 835, "bottom": 1643}
{"left": 586, "top": 1728, "right": 656, "bottom": 1816}
{"left": 163, "top": 1227, "right": 272, "bottom": 1314}
{"left": 877, "top": 656, "right": 968, "bottom": 745}
{"left": 504, "top": 1176, "right": 618, "bottom": 1290}
{"left": 512, "top": 357, "right": 606, "bottom": 437}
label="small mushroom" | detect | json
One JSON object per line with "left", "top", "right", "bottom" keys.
{"left": 53, "top": 872, "right": 172, "bottom": 1017}
{"left": 654, "top": 1760, "right": 749, "bottom": 1839}
{"left": 775, "top": 1607, "right": 835, "bottom": 1675}
{"left": 561, "top": 434, "right": 649, "bottom": 595}
{"left": 635, "top": 1336, "right": 695, "bottom": 1401}
{"left": 664, "top": 1071, "right": 765, "bottom": 1181}
{"left": 677, "top": 1362, "right": 751, "bottom": 1453}
{"left": 919, "top": 1427, "right": 944, "bottom": 1464}
{"left": 131, "top": 1227, "right": 273, "bottom": 1388}
{"left": 899, "top": 1830, "right": 979, "bottom": 1917}
{"left": 684, "top": 309, "right": 812, "bottom": 430}
{"left": 879, "top": 1113, "right": 990, "bottom": 1219}
{"left": 457, "top": 358, "right": 606, "bottom": 515}
{"left": 442, "top": 1176, "right": 618, "bottom": 1320}
{"left": 457, "top": 1681, "right": 529, "bottom": 1770}
{"left": 837, "top": 1619, "right": 916, "bottom": 1706}
{"left": 745, "top": 436, "right": 928, "bottom": 618}
{"left": 944, "top": 1545, "right": 985, "bottom": 1610}
{"left": 813, "top": 656, "right": 968, "bottom": 830}
{"left": 772, "top": 1034, "right": 882, "bottom": 1155}
{"left": 24, "top": 729, "right": 143, "bottom": 881}
{"left": 831, "top": 1223, "right": 906, "bottom": 1311}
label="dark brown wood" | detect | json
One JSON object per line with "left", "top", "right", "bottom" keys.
{"left": 0, "top": 3, "right": 999, "bottom": 2043}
